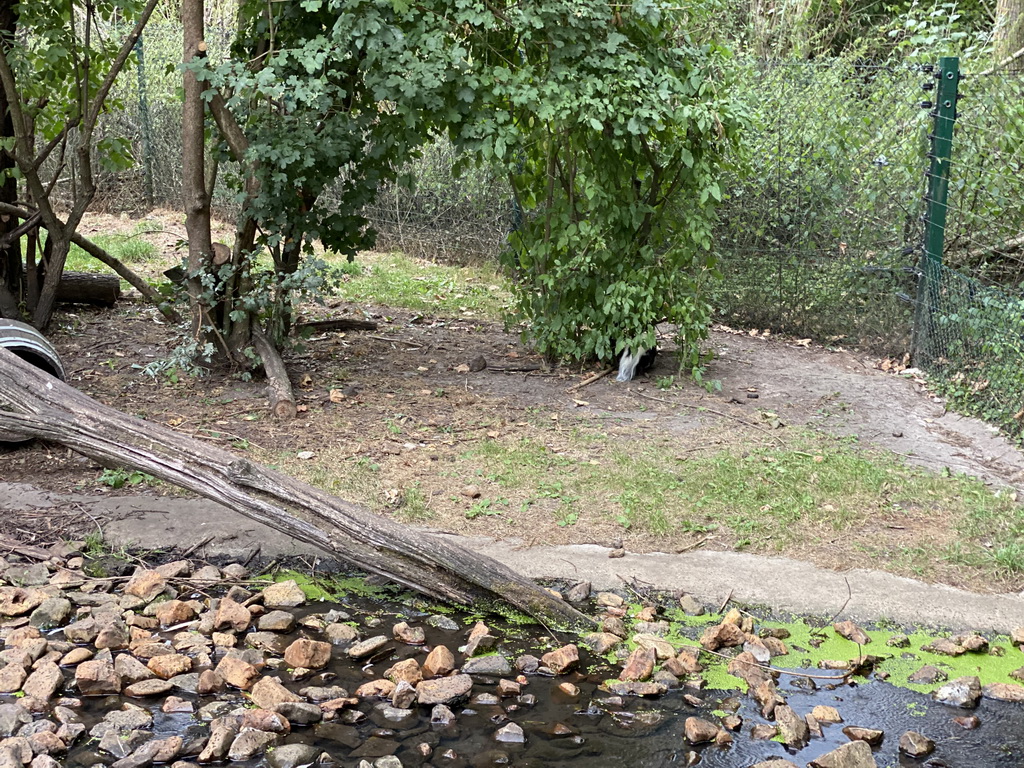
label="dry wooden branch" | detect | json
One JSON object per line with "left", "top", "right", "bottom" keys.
{"left": 251, "top": 328, "right": 297, "bottom": 420}
{"left": 0, "top": 348, "right": 591, "bottom": 628}
{"left": 566, "top": 367, "right": 613, "bottom": 393}
{"left": 297, "top": 318, "right": 379, "bottom": 334}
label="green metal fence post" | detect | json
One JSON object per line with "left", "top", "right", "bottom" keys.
{"left": 912, "top": 56, "right": 960, "bottom": 364}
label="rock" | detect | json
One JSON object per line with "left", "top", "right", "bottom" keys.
{"left": 124, "top": 570, "right": 167, "bottom": 602}
{"left": 0, "top": 703, "right": 31, "bottom": 738}
{"left": 462, "top": 655, "right": 512, "bottom": 676}
{"left": 314, "top": 722, "right": 362, "bottom": 748}
{"left": 427, "top": 615, "right": 459, "bottom": 631}
{"left": 619, "top": 647, "right": 656, "bottom": 682}
{"left": 677, "top": 594, "right": 705, "bottom": 616}
{"left": 602, "top": 616, "right": 628, "bottom": 637}
{"left": 494, "top": 722, "right": 525, "bottom": 743}
{"left": 227, "top": 729, "right": 278, "bottom": 761}
{"left": 955, "top": 633, "right": 989, "bottom": 652}
{"left": 73, "top": 659, "right": 119, "bottom": 696}
{"left": 261, "top": 581, "right": 306, "bottom": 609}
{"left": 384, "top": 658, "right": 422, "bottom": 686}
{"left": 257, "top": 610, "right": 295, "bottom": 632}
{"left": 430, "top": 704, "right": 456, "bottom": 726}
{"left": 775, "top": 705, "right": 809, "bottom": 748}
{"left": 250, "top": 677, "right": 303, "bottom": 709}
{"left": 348, "top": 636, "right": 389, "bottom": 659}
{"left": 833, "top": 620, "right": 871, "bottom": 645}
{"left": 98, "top": 729, "right": 151, "bottom": 759}
{"left": 0, "top": 587, "right": 48, "bottom": 617}
{"left": 213, "top": 598, "right": 251, "bottom": 632}
{"left": 582, "top": 633, "right": 621, "bottom": 655}
{"left": 198, "top": 717, "right": 240, "bottom": 762}
{"left": 908, "top": 665, "right": 947, "bottom": 684}
{"left": 391, "top": 680, "right": 417, "bottom": 709}
{"left": 114, "top": 654, "right": 155, "bottom": 685}
{"left": 422, "top": 645, "right": 455, "bottom": 678}
{"left": 540, "top": 644, "right": 579, "bottom": 674}
{"left": 240, "top": 708, "right": 290, "bottom": 734}
{"left": 392, "top": 622, "right": 425, "bottom": 645}
{"left": 982, "top": 682, "right": 1024, "bottom": 702}
{"left": 266, "top": 743, "right": 321, "bottom": 768}
{"left": 812, "top": 705, "right": 843, "bottom": 723}
{"left": 750, "top": 724, "right": 778, "bottom": 740}
{"left": 284, "top": 638, "right": 332, "bottom": 670}
{"left": 595, "top": 592, "right": 624, "bottom": 607}
{"left": 95, "top": 621, "right": 129, "bottom": 650}
{"left": 325, "top": 623, "right": 359, "bottom": 645}
{"left": 162, "top": 696, "right": 193, "bottom": 713}
{"left": 460, "top": 485, "right": 481, "bottom": 498}
{"left": 603, "top": 680, "right": 666, "bottom": 696}
{"left": 952, "top": 715, "right": 980, "bottom": 729}
{"left": 19, "top": 663, "right": 62, "bottom": 704}
{"left": 899, "top": 730, "right": 935, "bottom": 757}
{"left": 515, "top": 655, "right": 540, "bottom": 674}
{"left": 148, "top": 654, "right": 192, "bottom": 680}
{"left": 933, "top": 676, "right": 982, "bottom": 708}
{"left": 273, "top": 701, "right": 322, "bottom": 725}
{"left": 922, "top": 637, "right": 965, "bottom": 656}
{"left": 843, "top": 726, "right": 884, "bottom": 745}
{"left": 355, "top": 679, "right": 395, "bottom": 698}
{"left": 0, "top": 662, "right": 26, "bottom": 693}
{"left": 416, "top": 674, "right": 473, "bottom": 706}
{"left": 743, "top": 635, "right": 772, "bottom": 664}
{"left": 750, "top": 761, "right": 798, "bottom": 768}
{"left": 699, "top": 622, "right": 746, "bottom": 651}
{"left": 29, "top": 598, "right": 71, "bottom": 630}
{"left": 197, "top": 670, "right": 224, "bottom": 695}
{"left": 809, "top": 739, "right": 879, "bottom": 767}
{"left": 464, "top": 622, "right": 497, "bottom": 656}
{"left": 62, "top": 617, "right": 100, "bottom": 644}
{"left": 727, "top": 651, "right": 774, "bottom": 689}
{"left": 153, "top": 601, "right": 197, "bottom": 626}
{"left": 633, "top": 633, "right": 675, "bottom": 659}
{"left": 566, "top": 581, "right": 591, "bottom": 603}
{"left": 214, "top": 656, "right": 260, "bottom": 690}
{"left": 123, "top": 679, "right": 174, "bottom": 697}
{"left": 752, "top": 679, "right": 783, "bottom": 719}
{"left": 683, "top": 716, "right": 719, "bottom": 744}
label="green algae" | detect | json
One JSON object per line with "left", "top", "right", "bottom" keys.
{"left": 654, "top": 609, "right": 1024, "bottom": 695}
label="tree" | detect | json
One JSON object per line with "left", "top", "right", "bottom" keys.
{"left": 995, "top": 0, "right": 1024, "bottom": 62}
{"left": 0, "top": 0, "right": 163, "bottom": 328}
{"left": 178, "top": 0, "right": 741, "bottom": 415}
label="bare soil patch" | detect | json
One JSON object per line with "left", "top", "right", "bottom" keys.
{"left": 3, "top": 213, "right": 1024, "bottom": 592}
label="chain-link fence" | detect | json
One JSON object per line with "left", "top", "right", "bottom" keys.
{"left": 906, "top": 62, "right": 1024, "bottom": 440}
{"left": 711, "top": 61, "right": 929, "bottom": 355}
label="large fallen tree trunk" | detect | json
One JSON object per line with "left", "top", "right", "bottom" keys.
{"left": 0, "top": 347, "right": 591, "bottom": 628}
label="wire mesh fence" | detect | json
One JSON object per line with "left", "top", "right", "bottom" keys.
{"left": 710, "top": 60, "right": 930, "bottom": 355}
{"left": 906, "top": 62, "right": 1024, "bottom": 440}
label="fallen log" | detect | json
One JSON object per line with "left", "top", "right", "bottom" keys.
{"left": 56, "top": 272, "right": 122, "bottom": 307}
{"left": 251, "top": 327, "right": 297, "bottom": 420}
{"left": 0, "top": 347, "right": 591, "bottom": 628}
{"left": 296, "top": 317, "right": 378, "bottom": 334}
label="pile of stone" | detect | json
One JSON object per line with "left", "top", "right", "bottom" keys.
{"left": 1, "top": 549, "right": 1022, "bottom": 768}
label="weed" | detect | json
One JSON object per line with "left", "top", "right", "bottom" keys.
{"left": 98, "top": 467, "right": 158, "bottom": 490}
{"left": 466, "top": 498, "right": 507, "bottom": 519}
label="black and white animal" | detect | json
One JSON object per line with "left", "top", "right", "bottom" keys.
{"left": 615, "top": 345, "right": 657, "bottom": 382}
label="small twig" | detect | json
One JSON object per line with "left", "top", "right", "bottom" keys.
{"left": 179, "top": 535, "right": 214, "bottom": 559}
{"left": 676, "top": 536, "right": 710, "bottom": 554}
{"left": 368, "top": 334, "right": 422, "bottom": 348}
{"left": 697, "top": 646, "right": 851, "bottom": 682}
{"left": 71, "top": 502, "right": 104, "bottom": 539}
{"left": 813, "top": 577, "right": 854, "bottom": 641}
{"left": 718, "top": 589, "right": 734, "bottom": 613}
{"left": 566, "top": 367, "right": 614, "bottom": 393}
{"left": 616, "top": 573, "right": 648, "bottom": 604}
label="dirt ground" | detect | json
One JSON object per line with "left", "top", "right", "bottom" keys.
{"left": 3, "top": 212, "right": 1024, "bottom": 593}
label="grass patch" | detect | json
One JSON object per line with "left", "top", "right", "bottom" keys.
{"left": 325, "top": 250, "right": 510, "bottom": 320}
{"left": 464, "top": 428, "right": 1023, "bottom": 579}
{"left": 63, "top": 227, "right": 163, "bottom": 273}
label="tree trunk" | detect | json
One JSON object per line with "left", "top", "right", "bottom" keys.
{"left": 251, "top": 326, "right": 297, "bottom": 419}
{"left": 0, "top": 347, "right": 591, "bottom": 629}
{"left": 995, "top": 0, "right": 1024, "bottom": 61}
{"left": 182, "top": 0, "right": 217, "bottom": 346}
{"left": 0, "top": 0, "right": 20, "bottom": 316}
{"left": 56, "top": 272, "right": 121, "bottom": 306}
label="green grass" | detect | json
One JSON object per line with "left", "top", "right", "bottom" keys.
{"left": 61, "top": 226, "right": 163, "bottom": 274}
{"left": 464, "top": 429, "right": 1024, "bottom": 578}
{"left": 325, "top": 250, "right": 510, "bottom": 320}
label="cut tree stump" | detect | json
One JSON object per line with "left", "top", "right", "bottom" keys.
{"left": 56, "top": 272, "right": 121, "bottom": 307}
{"left": 0, "top": 347, "right": 591, "bottom": 628}
{"left": 296, "top": 317, "right": 378, "bottom": 334}
{"left": 252, "top": 327, "right": 297, "bottom": 420}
